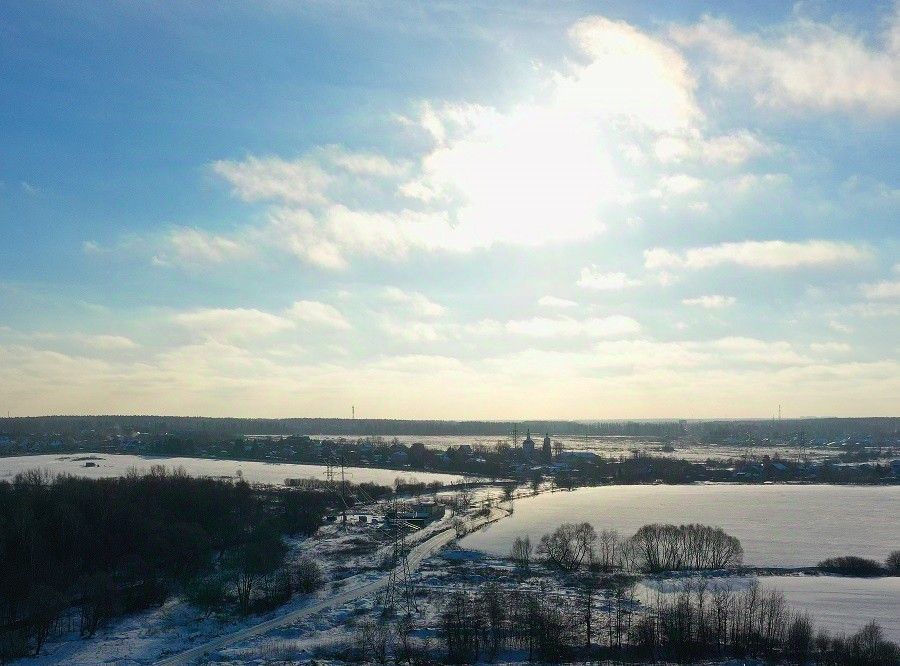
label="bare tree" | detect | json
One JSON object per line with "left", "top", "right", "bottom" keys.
{"left": 510, "top": 536, "right": 532, "bottom": 569}
{"left": 358, "top": 618, "right": 390, "bottom": 664}
{"left": 537, "top": 523, "right": 596, "bottom": 571}
{"left": 597, "top": 529, "right": 620, "bottom": 572}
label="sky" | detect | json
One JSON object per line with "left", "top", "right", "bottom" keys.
{"left": 0, "top": 1, "right": 898, "bottom": 419}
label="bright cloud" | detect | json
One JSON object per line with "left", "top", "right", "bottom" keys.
{"left": 577, "top": 267, "right": 642, "bottom": 290}
{"left": 174, "top": 308, "right": 295, "bottom": 341}
{"left": 654, "top": 173, "right": 705, "bottom": 196}
{"left": 504, "top": 315, "right": 641, "bottom": 339}
{"left": 538, "top": 295, "right": 578, "bottom": 309}
{"left": 156, "top": 227, "right": 250, "bottom": 266}
{"left": 672, "top": 10, "right": 900, "bottom": 114}
{"left": 213, "top": 156, "right": 331, "bottom": 205}
{"left": 79, "top": 334, "right": 140, "bottom": 350}
{"left": 682, "top": 295, "right": 736, "bottom": 308}
{"left": 654, "top": 130, "right": 774, "bottom": 165}
{"left": 711, "top": 337, "right": 812, "bottom": 366}
{"left": 861, "top": 280, "right": 900, "bottom": 300}
{"left": 645, "top": 240, "right": 871, "bottom": 270}
{"left": 810, "top": 342, "right": 852, "bottom": 354}
{"left": 381, "top": 287, "right": 446, "bottom": 318}
{"left": 566, "top": 16, "right": 700, "bottom": 131}
{"left": 192, "top": 14, "right": 737, "bottom": 269}
{"left": 380, "top": 319, "right": 442, "bottom": 343}
{"left": 286, "top": 300, "right": 351, "bottom": 330}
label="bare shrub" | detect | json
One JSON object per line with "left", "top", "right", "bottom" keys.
{"left": 294, "top": 556, "right": 324, "bottom": 594}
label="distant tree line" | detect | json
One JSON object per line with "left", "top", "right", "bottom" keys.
{"left": 4, "top": 414, "right": 896, "bottom": 441}
{"left": 818, "top": 552, "right": 900, "bottom": 577}
{"left": 0, "top": 415, "right": 692, "bottom": 439}
{"left": 0, "top": 467, "right": 335, "bottom": 659}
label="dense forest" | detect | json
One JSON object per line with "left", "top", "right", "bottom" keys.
{"left": 0, "top": 467, "right": 340, "bottom": 659}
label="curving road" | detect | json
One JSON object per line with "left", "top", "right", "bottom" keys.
{"left": 155, "top": 507, "right": 506, "bottom": 665}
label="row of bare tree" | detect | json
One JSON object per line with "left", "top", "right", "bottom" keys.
{"left": 634, "top": 579, "right": 899, "bottom": 664}
{"left": 436, "top": 579, "right": 898, "bottom": 664}
{"left": 512, "top": 521, "right": 743, "bottom": 573}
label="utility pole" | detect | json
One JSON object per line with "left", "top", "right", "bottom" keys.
{"left": 340, "top": 445, "right": 347, "bottom": 526}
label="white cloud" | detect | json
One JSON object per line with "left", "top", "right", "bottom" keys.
{"left": 592, "top": 339, "right": 710, "bottom": 368}
{"left": 712, "top": 337, "right": 812, "bottom": 366}
{"left": 461, "top": 319, "right": 505, "bottom": 337}
{"left": 319, "top": 145, "right": 408, "bottom": 178}
{"left": 79, "top": 334, "right": 139, "bottom": 350}
{"left": 654, "top": 130, "right": 774, "bottom": 165}
{"left": 380, "top": 319, "right": 442, "bottom": 343}
{"left": 193, "top": 15, "right": 718, "bottom": 270}
{"left": 688, "top": 201, "right": 709, "bottom": 213}
{"left": 671, "top": 10, "right": 900, "bottom": 114}
{"left": 538, "top": 295, "right": 578, "bottom": 309}
{"left": 861, "top": 280, "right": 900, "bottom": 300}
{"left": 373, "top": 354, "right": 463, "bottom": 373}
{"left": 257, "top": 205, "right": 451, "bottom": 270}
{"left": 727, "top": 172, "right": 792, "bottom": 192}
{"left": 577, "top": 267, "right": 642, "bottom": 290}
{"left": 654, "top": 173, "right": 705, "bottom": 196}
{"left": 381, "top": 286, "right": 446, "bottom": 318}
{"left": 828, "top": 320, "right": 853, "bottom": 334}
{"left": 645, "top": 240, "right": 870, "bottom": 270}
{"left": 174, "top": 308, "right": 295, "bottom": 341}
{"left": 81, "top": 240, "right": 105, "bottom": 255}
{"left": 810, "top": 342, "right": 851, "bottom": 354}
{"left": 213, "top": 156, "right": 331, "bottom": 205}
{"left": 286, "top": 300, "right": 351, "bottom": 330}
{"left": 156, "top": 227, "right": 250, "bottom": 266}
{"left": 848, "top": 302, "right": 900, "bottom": 317}
{"left": 682, "top": 294, "right": 736, "bottom": 308}
{"left": 505, "top": 315, "right": 641, "bottom": 339}
{"left": 21, "top": 181, "right": 40, "bottom": 196}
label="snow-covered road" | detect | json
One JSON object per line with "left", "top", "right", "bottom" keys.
{"left": 155, "top": 507, "right": 507, "bottom": 665}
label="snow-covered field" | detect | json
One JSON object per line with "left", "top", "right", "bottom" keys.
{"left": 461, "top": 484, "right": 900, "bottom": 566}
{"left": 640, "top": 574, "right": 900, "bottom": 642}
{"left": 0, "top": 453, "right": 468, "bottom": 487}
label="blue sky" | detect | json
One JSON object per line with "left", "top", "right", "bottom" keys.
{"left": 0, "top": 1, "right": 897, "bottom": 418}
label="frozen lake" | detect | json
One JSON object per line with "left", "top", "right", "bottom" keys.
{"left": 0, "top": 453, "right": 468, "bottom": 488}
{"left": 462, "top": 484, "right": 899, "bottom": 566}
{"left": 641, "top": 575, "right": 900, "bottom": 642}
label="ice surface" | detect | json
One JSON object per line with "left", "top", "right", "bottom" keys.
{"left": 461, "top": 484, "right": 899, "bottom": 566}
{"left": 0, "top": 453, "right": 467, "bottom": 487}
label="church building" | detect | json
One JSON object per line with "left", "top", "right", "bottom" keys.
{"left": 522, "top": 430, "right": 535, "bottom": 458}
